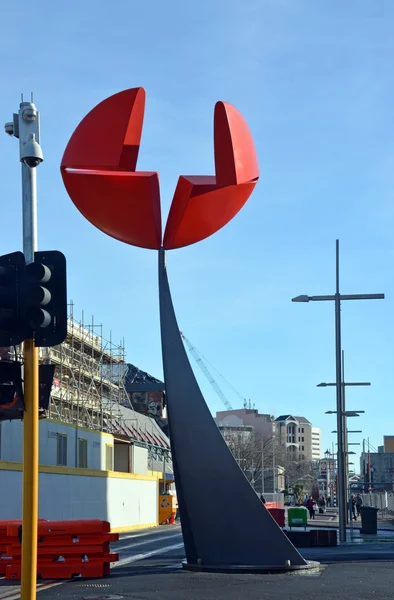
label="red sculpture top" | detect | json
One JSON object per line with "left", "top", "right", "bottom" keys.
{"left": 61, "top": 87, "right": 259, "bottom": 250}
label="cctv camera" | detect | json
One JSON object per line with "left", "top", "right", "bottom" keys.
{"left": 23, "top": 156, "right": 43, "bottom": 168}
{"left": 20, "top": 133, "right": 43, "bottom": 168}
{"left": 4, "top": 122, "right": 14, "bottom": 136}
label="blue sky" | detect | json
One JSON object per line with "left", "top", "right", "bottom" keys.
{"left": 1, "top": 0, "right": 393, "bottom": 464}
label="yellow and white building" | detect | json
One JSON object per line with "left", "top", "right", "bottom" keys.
{"left": 0, "top": 303, "right": 173, "bottom": 533}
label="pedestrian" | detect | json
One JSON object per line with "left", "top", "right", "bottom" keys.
{"left": 356, "top": 493, "right": 363, "bottom": 518}
{"left": 350, "top": 494, "right": 357, "bottom": 521}
{"left": 327, "top": 495, "right": 331, "bottom": 507}
{"left": 260, "top": 494, "right": 266, "bottom": 505}
{"left": 306, "top": 495, "right": 315, "bottom": 520}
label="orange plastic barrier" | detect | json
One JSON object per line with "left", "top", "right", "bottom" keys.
{"left": 0, "top": 520, "right": 48, "bottom": 575}
{"left": 0, "top": 519, "right": 118, "bottom": 580}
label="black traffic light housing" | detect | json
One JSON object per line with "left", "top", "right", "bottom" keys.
{"left": 0, "top": 252, "right": 27, "bottom": 346}
{"left": 0, "top": 250, "right": 67, "bottom": 348}
{"left": 39, "top": 364, "right": 56, "bottom": 412}
{"left": 0, "top": 361, "right": 56, "bottom": 421}
{"left": 24, "top": 250, "right": 67, "bottom": 347}
{"left": 0, "top": 360, "right": 25, "bottom": 421}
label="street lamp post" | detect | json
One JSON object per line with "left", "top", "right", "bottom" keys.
{"left": 319, "top": 351, "right": 369, "bottom": 523}
{"left": 292, "top": 239, "right": 384, "bottom": 543}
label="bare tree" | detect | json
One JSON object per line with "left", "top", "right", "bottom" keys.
{"left": 223, "top": 428, "right": 314, "bottom": 494}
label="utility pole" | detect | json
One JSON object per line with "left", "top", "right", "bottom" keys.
{"left": 272, "top": 435, "right": 276, "bottom": 493}
{"left": 292, "top": 239, "right": 384, "bottom": 541}
{"left": 334, "top": 240, "right": 347, "bottom": 542}
{"left": 5, "top": 95, "right": 43, "bottom": 600}
{"left": 342, "top": 351, "right": 349, "bottom": 523}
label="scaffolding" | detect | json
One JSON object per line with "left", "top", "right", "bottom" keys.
{"left": 1, "top": 301, "right": 172, "bottom": 473}
{"left": 40, "top": 300, "right": 132, "bottom": 431}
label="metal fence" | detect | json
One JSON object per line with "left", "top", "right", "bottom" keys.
{"left": 358, "top": 492, "right": 394, "bottom": 522}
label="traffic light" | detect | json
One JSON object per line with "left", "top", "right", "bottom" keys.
{"left": 0, "top": 252, "right": 26, "bottom": 346}
{"left": 39, "top": 364, "right": 56, "bottom": 413}
{"left": 0, "top": 250, "right": 67, "bottom": 347}
{"left": 24, "top": 250, "right": 67, "bottom": 347}
{"left": 0, "top": 361, "right": 56, "bottom": 421}
{"left": 0, "top": 360, "right": 24, "bottom": 421}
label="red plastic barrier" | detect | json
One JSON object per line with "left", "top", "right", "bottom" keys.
{"left": 2, "top": 520, "right": 118, "bottom": 581}
{"left": 268, "top": 508, "right": 285, "bottom": 528}
{"left": 7, "top": 558, "right": 116, "bottom": 581}
{"left": 7, "top": 519, "right": 110, "bottom": 538}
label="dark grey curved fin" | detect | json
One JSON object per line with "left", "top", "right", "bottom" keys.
{"left": 158, "top": 249, "right": 307, "bottom": 567}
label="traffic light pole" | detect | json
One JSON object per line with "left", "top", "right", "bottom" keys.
{"left": 21, "top": 161, "right": 39, "bottom": 600}
{"left": 21, "top": 164, "right": 39, "bottom": 597}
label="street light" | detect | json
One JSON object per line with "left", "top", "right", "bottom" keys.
{"left": 319, "top": 353, "right": 369, "bottom": 523}
{"left": 335, "top": 442, "right": 361, "bottom": 446}
{"left": 325, "top": 410, "right": 365, "bottom": 416}
{"left": 318, "top": 382, "right": 371, "bottom": 388}
{"left": 292, "top": 239, "right": 384, "bottom": 543}
{"left": 332, "top": 430, "right": 362, "bottom": 434}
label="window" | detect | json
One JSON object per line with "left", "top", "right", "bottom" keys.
{"left": 302, "top": 445, "right": 304, "bottom": 451}
{"left": 298, "top": 428, "right": 300, "bottom": 433}
{"left": 106, "top": 444, "right": 113, "bottom": 471}
{"left": 302, "top": 428, "right": 304, "bottom": 433}
{"left": 78, "top": 438, "right": 88, "bottom": 468}
{"left": 298, "top": 436, "right": 300, "bottom": 442}
{"left": 302, "top": 437, "right": 304, "bottom": 442}
{"left": 57, "top": 434, "right": 67, "bottom": 466}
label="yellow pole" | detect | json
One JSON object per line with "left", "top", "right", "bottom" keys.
{"left": 21, "top": 339, "right": 39, "bottom": 600}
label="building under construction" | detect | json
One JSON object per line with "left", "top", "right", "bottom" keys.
{"left": 40, "top": 301, "right": 128, "bottom": 431}
{"left": 38, "top": 301, "right": 171, "bottom": 470}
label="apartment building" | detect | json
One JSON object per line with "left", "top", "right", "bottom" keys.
{"left": 274, "top": 415, "right": 313, "bottom": 461}
{"left": 312, "top": 427, "right": 322, "bottom": 461}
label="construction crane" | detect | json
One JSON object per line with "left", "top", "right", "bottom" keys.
{"left": 180, "top": 332, "right": 249, "bottom": 411}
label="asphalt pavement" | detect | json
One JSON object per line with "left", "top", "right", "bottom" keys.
{"left": 2, "top": 522, "right": 394, "bottom": 599}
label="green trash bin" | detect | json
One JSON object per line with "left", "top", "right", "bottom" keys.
{"left": 360, "top": 506, "right": 379, "bottom": 534}
{"left": 288, "top": 506, "right": 308, "bottom": 530}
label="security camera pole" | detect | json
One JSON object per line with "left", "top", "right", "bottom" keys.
{"left": 5, "top": 94, "right": 43, "bottom": 600}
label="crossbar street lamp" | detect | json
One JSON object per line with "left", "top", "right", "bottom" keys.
{"left": 320, "top": 350, "right": 369, "bottom": 525}
{"left": 292, "top": 239, "right": 384, "bottom": 543}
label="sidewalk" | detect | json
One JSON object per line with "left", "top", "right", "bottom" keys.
{"left": 35, "top": 561, "right": 394, "bottom": 600}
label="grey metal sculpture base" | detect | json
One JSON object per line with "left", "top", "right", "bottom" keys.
{"left": 182, "top": 560, "right": 320, "bottom": 574}
{"left": 159, "top": 248, "right": 316, "bottom": 571}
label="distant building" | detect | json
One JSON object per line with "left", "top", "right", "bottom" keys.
{"left": 360, "top": 451, "right": 394, "bottom": 491}
{"left": 274, "top": 415, "right": 313, "bottom": 461}
{"left": 215, "top": 409, "right": 273, "bottom": 438}
{"left": 312, "top": 427, "right": 322, "bottom": 461}
{"left": 360, "top": 435, "right": 394, "bottom": 491}
{"left": 384, "top": 436, "right": 394, "bottom": 453}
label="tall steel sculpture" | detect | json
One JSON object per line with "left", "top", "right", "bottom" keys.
{"left": 61, "top": 88, "right": 312, "bottom": 571}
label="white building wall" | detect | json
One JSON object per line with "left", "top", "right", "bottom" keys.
{"left": 0, "top": 420, "right": 113, "bottom": 471}
{"left": 0, "top": 465, "right": 159, "bottom": 531}
{"left": 132, "top": 446, "right": 148, "bottom": 475}
{"left": 0, "top": 420, "right": 24, "bottom": 462}
{"left": 107, "top": 477, "right": 158, "bottom": 529}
